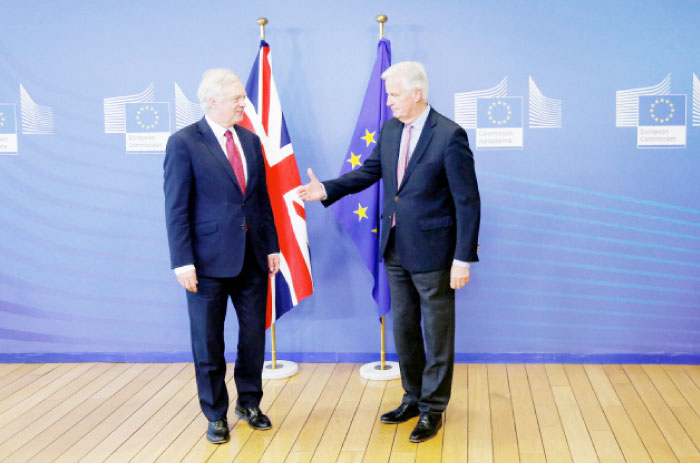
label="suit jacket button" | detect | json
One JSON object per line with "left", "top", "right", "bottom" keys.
{"left": 394, "top": 196, "right": 399, "bottom": 201}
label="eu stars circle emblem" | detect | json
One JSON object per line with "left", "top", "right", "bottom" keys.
{"left": 649, "top": 98, "right": 674, "bottom": 124}
{"left": 0, "top": 112, "right": 5, "bottom": 127}
{"left": 136, "top": 105, "right": 160, "bottom": 130}
{"left": 487, "top": 100, "right": 512, "bottom": 125}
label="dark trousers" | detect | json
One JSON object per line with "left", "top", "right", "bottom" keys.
{"left": 384, "top": 230, "right": 455, "bottom": 413}
{"left": 186, "top": 236, "right": 267, "bottom": 421}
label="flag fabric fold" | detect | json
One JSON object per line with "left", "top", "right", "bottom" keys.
{"left": 240, "top": 40, "right": 313, "bottom": 328}
{"left": 331, "top": 38, "right": 392, "bottom": 317}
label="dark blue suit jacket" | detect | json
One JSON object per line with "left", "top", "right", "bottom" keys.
{"left": 323, "top": 108, "right": 480, "bottom": 272}
{"left": 164, "top": 117, "right": 279, "bottom": 277}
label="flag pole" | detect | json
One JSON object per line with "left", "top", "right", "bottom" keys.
{"left": 359, "top": 14, "right": 399, "bottom": 381}
{"left": 257, "top": 17, "right": 267, "bottom": 40}
{"left": 253, "top": 16, "right": 297, "bottom": 380}
{"left": 377, "top": 14, "right": 387, "bottom": 39}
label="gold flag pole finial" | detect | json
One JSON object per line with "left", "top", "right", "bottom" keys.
{"left": 257, "top": 17, "right": 268, "bottom": 40}
{"left": 376, "top": 14, "right": 387, "bottom": 39}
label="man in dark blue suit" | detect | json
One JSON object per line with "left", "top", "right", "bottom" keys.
{"left": 164, "top": 68, "right": 280, "bottom": 443}
{"left": 299, "top": 61, "right": 480, "bottom": 442}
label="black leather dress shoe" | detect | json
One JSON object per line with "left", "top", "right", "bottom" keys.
{"left": 235, "top": 404, "right": 272, "bottom": 430}
{"left": 409, "top": 413, "right": 443, "bottom": 443}
{"left": 206, "top": 418, "right": 230, "bottom": 444}
{"left": 380, "top": 402, "right": 420, "bottom": 424}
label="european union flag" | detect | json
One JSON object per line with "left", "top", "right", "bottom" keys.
{"left": 0, "top": 104, "right": 17, "bottom": 134}
{"left": 331, "top": 38, "right": 392, "bottom": 318}
{"left": 125, "top": 102, "right": 170, "bottom": 133}
{"left": 638, "top": 95, "right": 686, "bottom": 126}
{"left": 477, "top": 97, "right": 523, "bottom": 128}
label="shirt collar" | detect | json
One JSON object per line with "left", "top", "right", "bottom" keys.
{"left": 204, "top": 114, "right": 233, "bottom": 139}
{"left": 406, "top": 104, "right": 431, "bottom": 133}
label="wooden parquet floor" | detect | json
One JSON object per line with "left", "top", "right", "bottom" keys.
{"left": 0, "top": 362, "right": 699, "bottom": 462}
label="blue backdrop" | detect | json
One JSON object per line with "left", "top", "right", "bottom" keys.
{"left": 1, "top": 0, "right": 699, "bottom": 362}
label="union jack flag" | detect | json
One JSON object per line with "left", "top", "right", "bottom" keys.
{"left": 240, "top": 40, "right": 313, "bottom": 328}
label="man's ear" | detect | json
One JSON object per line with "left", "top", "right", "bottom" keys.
{"left": 414, "top": 89, "right": 423, "bottom": 103}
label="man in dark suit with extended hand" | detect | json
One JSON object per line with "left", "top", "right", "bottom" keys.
{"left": 298, "top": 61, "right": 480, "bottom": 443}
{"left": 164, "top": 68, "right": 280, "bottom": 444}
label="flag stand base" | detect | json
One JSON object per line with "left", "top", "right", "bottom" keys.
{"left": 262, "top": 360, "right": 298, "bottom": 379}
{"left": 359, "top": 361, "right": 401, "bottom": 381}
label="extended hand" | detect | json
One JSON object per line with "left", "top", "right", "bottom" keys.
{"left": 177, "top": 269, "right": 198, "bottom": 293}
{"left": 297, "top": 168, "right": 325, "bottom": 201}
{"left": 268, "top": 254, "right": 280, "bottom": 277}
{"left": 450, "top": 265, "right": 470, "bottom": 290}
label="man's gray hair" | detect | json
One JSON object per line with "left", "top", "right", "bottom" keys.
{"left": 381, "top": 61, "right": 429, "bottom": 102}
{"left": 197, "top": 68, "right": 242, "bottom": 111}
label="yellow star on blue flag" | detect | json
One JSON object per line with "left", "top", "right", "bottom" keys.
{"left": 360, "top": 129, "right": 376, "bottom": 147}
{"left": 347, "top": 152, "right": 362, "bottom": 169}
{"left": 353, "top": 203, "right": 368, "bottom": 221}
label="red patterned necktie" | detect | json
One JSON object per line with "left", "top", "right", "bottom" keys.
{"left": 224, "top": 129, "right": 246, "bottom": 194}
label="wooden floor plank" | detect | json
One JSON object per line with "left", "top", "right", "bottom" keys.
{"left": 58, "top": 363, "right": 185, "bottom": 462}
{"left": 286, "top": 363, "right": 354, "bottom": 463}
{"left": 337, "top": 378, "right": 387, "bottom": 462}
{"left": 105, "top": 365, "right": 198, "bottom": 462}
{"left": 623, "top": 365, "right": 700, "bottom": 462}
{"left": 0, "top": 363, "right": 128, "bottom": 461}
{"left": 0, "top": 363, "right": 27, "bottom": 386}
{"left": 645, "top": 365, "right": 700, "bottom": 450}
{"left": 153, "top": 364, "right": 238, "bottom": 463}
{"left": 0, "top": 364, "right": 57, "bottom": 401}
{"left": 563, "top": 365, "right": 624, "bottom": 463}
{"left": 468, "top": 363, "right": 493, "bottom": 462}
{"left": 388, "top": 420, "right": 418, "bottom": 463}
{"left": 441, "top": 364, "right": 468, "bottom": 462}
{"left": 0, "top": 362, "right": 114, "bottom": 452}
{"left": 361, "top": 378, "right": 402, "bottom": 463}
{"left": 259, "top": 364, "right": 335, "bottom": 463}
{"left": 24, "top": 363, "right": 157, "bottom": 463}
{"left": 488, "top": 364, "right": 519, "bottom": 463}
{"left": 545, "top": 365, "right": 598, "bottom": 462}
{"left": 507, "top": 364, "right": 546, "bottom": 463}
{"left": 84, "top": 363, "right": 195, "bottom": 462}
{"left": 54, "top": 363, "right": 185, "bottom": 462}
{"left": 0, "top": 363, "right": 73, "bottom": 415}
{"left": 526, "top": 364, "right": 571, "bottom": 463}
{"left": 232, "top": 365, "right": 317, "bottom": 462}
{"left": 585, "top": 365, "right": 651, "bottom": 462}
{"left": 311, "top": 365, "right": 368, "bottom": 463}
{"left": 666, "top": 365, "right": 700, "bottom": 418}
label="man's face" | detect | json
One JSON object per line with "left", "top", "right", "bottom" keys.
{"left": 385, "top": 72, "right": 422, "bottom": 123}
{"left": 208, "top": 81, "right": 247, "bottom": 127}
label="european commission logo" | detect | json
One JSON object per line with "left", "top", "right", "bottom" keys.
{"left": 616, "top": 74, "right": 688, "bottom": 149}
{"left": 103, "top": 83, "right": 171, "bottom": 153}
{"left": 125, "top": 103, "right": 171, "bottom": 153}
{"left": 455, "top": 76, "right": 561, "bottom": 150}
{"left": 0, "top": 104, "right": 18, "bottom": 155}
{"left": 637, "top": 95, "right": 686, "bottom": 148}
{"left": 476, "top": 97, "right": 523, "bottom": 149}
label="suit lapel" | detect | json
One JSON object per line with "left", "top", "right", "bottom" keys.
{"left": 397, "top": 109, "right": 436, "bottom": 193}
{"left": 197, "top": 118, "right": 244, "bottom": 194}
{"left": 386, "top": 122, "right": 403, "bottom": 195}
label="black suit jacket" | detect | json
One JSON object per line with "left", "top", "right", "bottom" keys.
{"left": 323, "top": 108, "right": 480, "bottom": 272}
{"left": 164, "top": 117, "right": 279, "bottom": 277}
